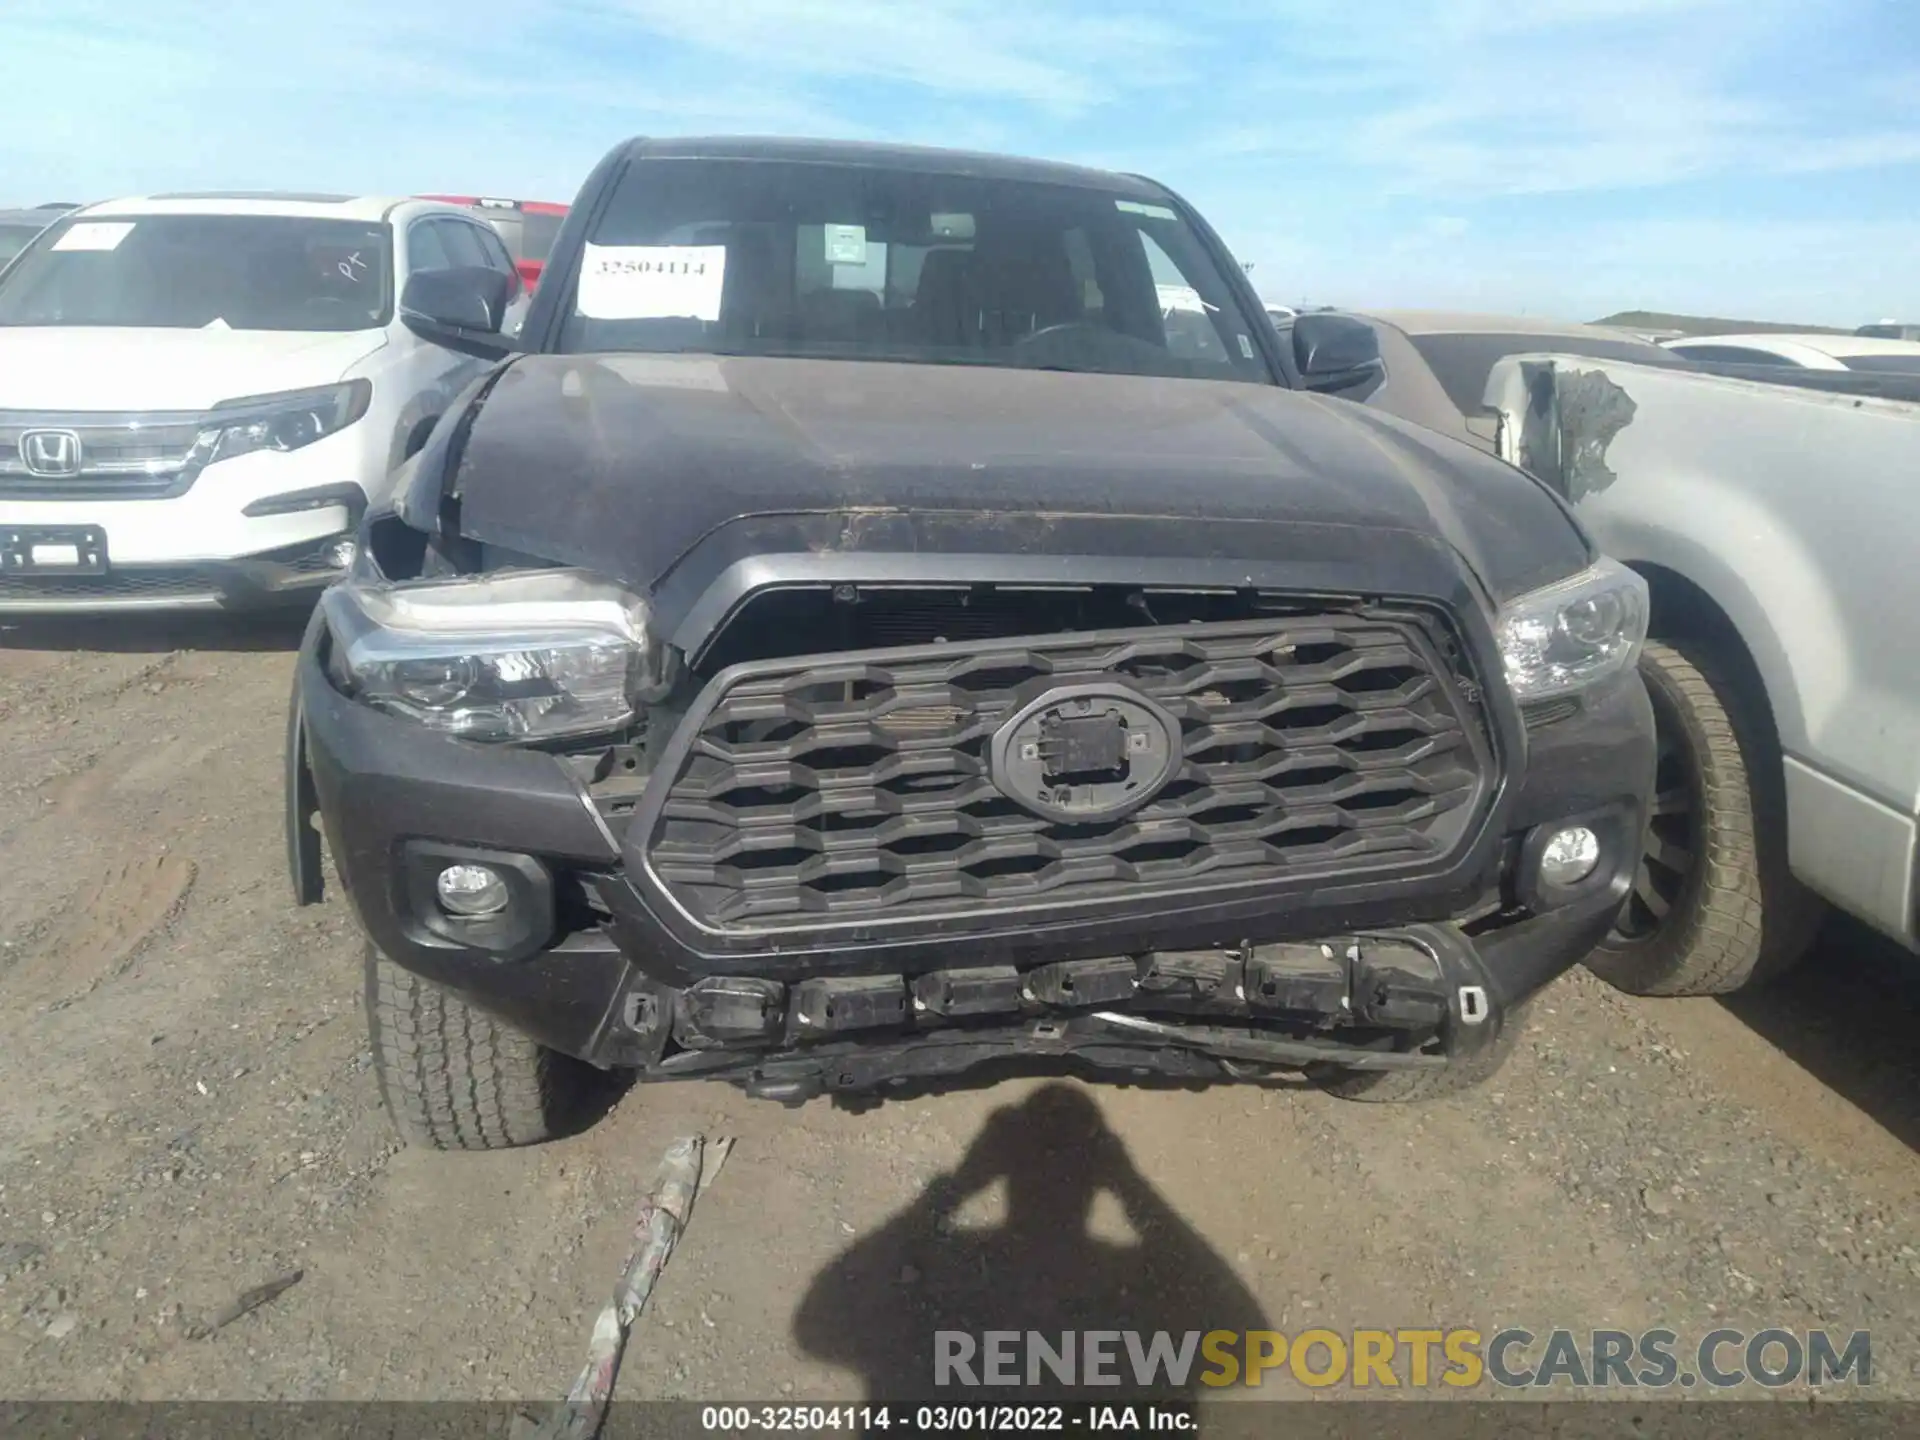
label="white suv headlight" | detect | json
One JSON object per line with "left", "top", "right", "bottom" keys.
{"left": 1494, "top": 557, "right": 1649, "bottom": 702}
{"left": 322, "top": 568, "right": 676, "bottom": 741}
{"left": 194, "top": 380, "right": 372, "bottom": 467}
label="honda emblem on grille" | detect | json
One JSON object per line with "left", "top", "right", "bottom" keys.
{"left": 988, "top": 682, "right": 1182, "bottom": 824}
{"left": 19, "top": 429, "right": 82, "bottom": 477}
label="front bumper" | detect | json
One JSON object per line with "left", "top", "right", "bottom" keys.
{"left": 0, "top": 425, "right": 373, "bottom": 614}
{"left": 0, "top": 484, "right": 367, "bottom": 614}
{"left": 0, "top": 532, "right": 356, "bottom": 614}
{"left": 294, "top": 611, "right": 1656, "bottom": 1095}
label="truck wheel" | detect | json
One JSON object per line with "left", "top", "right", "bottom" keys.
{"left": 1586, "top": 639, "right": 1822, "bottom": 997}
{"left": 365, "top": 946, "right": 591, "bottom": 1150}
{"left": 1311, "top": 1002, "right": 1529, "bottom": 1103}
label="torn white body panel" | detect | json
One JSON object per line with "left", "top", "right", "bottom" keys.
{"left": 1484, "top": 354, "right": 1920, "bottom": 949}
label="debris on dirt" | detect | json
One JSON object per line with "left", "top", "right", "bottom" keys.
{"left": 526, "top": 1134, "right": 732, "bottom": 1440}
{"left": 184, "top": 1268, "right": 304, "bottom": 1340}
{"left": 0, "top": 1240, "right": 44, "bottom": 1278}
{"left": 44, "top": 1313, "right": 78, "bottom": 1340}
{"left": 696, "top": 1138, "right": 734, "bottom": 1199}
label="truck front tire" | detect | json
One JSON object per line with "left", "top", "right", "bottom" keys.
{"left": 1586, "top": 639, "right": 1822, "bottom": 997}
{"left": 365, "top": 946, "right": 592, "bottom": 1150}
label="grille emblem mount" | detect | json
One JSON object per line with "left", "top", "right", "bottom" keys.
{"left": 988, "top": 682, "right": 1182, "bottom": 824}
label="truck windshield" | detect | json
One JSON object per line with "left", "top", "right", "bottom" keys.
{"left": 0, "top": 215, "right": 393, "bottom": 331}
{"left": 557, "top": 159, "right": 1272, "bottom": 382}
{"left": 0, "top": 223, "right": 47, "bottom": 269}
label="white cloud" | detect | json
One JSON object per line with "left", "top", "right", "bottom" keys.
{"left": 1189, "top": 0, "right": 1919, "bottom": 199}
{"left": 0, "top": 0, "right": 870, "bottom": 198}
{"left": 0, "top": 0, "right": 1912, "bottom": 320}
{"left": 594, "top": 0, "right": 1194, "bottom": 110}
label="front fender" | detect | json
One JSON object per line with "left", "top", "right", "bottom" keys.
{"left": 1576, "top": 480, "right": 1829, "bottom": 758}
{"left": 286, "top": 603, "right": 328, "bottom": 906}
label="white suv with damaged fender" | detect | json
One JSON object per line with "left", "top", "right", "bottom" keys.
{"left": 0, "top": 193, "right": 526, "bottom": 613}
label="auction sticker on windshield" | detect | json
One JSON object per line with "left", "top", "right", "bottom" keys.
{"left": 825, "top": 223, "right": 867, "bottom": 265}
{"left": 577, "top": 243, "right": 725, "bottom": 321}
{"left": 52, "top": 222, "right": 135, "bottom": 252}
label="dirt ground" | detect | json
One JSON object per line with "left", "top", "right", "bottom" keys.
{"left": 0, "top": 612, "right": 1917, "bottom": 1406}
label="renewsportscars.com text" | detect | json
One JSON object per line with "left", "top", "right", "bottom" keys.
{"left": 934, "top": 1328, "right": 1872, "bottom": 1390}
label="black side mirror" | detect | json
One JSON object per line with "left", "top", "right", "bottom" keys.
{"left": 1291, "top": 312, "right": 1384, "bottom": 393}
{"left": 400, "top": 266, "right": 515, "bottom": 356}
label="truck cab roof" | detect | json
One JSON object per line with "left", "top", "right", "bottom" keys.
{"left": 612, "top": 134, "right": 1174, "bottom": 199}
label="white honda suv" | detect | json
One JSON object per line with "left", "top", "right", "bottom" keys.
{"left": 0, "top": 193, "right": 527, "bottom": 613}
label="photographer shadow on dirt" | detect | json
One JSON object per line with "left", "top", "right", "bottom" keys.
{"left": 792, "top": 1082, "right": 1268, "bottom": 1401}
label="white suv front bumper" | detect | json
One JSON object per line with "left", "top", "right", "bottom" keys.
{"left": 0, "top": 436, "right": 368, "bottom": 614}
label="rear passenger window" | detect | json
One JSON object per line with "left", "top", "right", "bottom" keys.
{"left": 470, "top": 223, "right": 517, "bottom": 277}
{"left": 437, "top": 220, "right": 490, "bottom": 269}
{"left": 489, "top": 216, "right": 527, "bottom": 261}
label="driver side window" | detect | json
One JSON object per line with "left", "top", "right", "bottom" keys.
{"left": 1135, "top": 230, "right": 1231, "bottom": 363}
{"left": 407, "top": 220, "right": 452, "bottom": 275}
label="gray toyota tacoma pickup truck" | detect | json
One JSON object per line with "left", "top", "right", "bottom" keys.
{"left": 285, "top": 137, "right": 1656, "bottom": 1149}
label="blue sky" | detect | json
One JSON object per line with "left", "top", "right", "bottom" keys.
{"left": 4, "top": 0, "right": 1915, "bottom": 324}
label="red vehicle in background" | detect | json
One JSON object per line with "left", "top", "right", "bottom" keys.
{"left": 418, "top": 196, "right": 568, "bottom": 290}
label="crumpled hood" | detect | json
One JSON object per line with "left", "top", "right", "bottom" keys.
{"left": 0, "top": 327, "right": 386, "bottom": 411}
{"left": 447, "top": 353, "right": 1590, "bottom": 605}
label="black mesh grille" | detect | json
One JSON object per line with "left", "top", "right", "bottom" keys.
{"left": 644, "top": 614, "right": 1491, "bottom": 931}
{"left": 0, "top": 570, "right": 219, "bottom": 601}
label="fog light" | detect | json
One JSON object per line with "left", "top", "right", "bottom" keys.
{"left": 1538, "top": 825, "right": 1601, "bottom": 886}
{"left": 434, "top": 863, "right": 509, "bottom": 917}
{"left": 323, "top": 537, "right": 358, "bottom": 570}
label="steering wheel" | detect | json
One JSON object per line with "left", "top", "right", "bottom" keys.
{"left": 1011, "top": 320, "right": 1108, "bottom": 348}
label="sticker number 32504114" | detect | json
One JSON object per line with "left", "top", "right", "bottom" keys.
{"left": 576, "top": 243, "right": 726, "bottom": 322}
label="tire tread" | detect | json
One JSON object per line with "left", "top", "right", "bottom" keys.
{"left": 1588, "top": 640, "right": 1821, "bottom": 997}
{"left": 365, "top": 947, "right": 577, "bottom": 1150}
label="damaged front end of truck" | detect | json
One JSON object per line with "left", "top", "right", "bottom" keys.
{"left": 284, "top": 136, "right": 1656, "bottom": 1149}
{"left": 286, "top": 351, "right": 1655, "bottom": 1146}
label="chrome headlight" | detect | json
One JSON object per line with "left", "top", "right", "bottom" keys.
{"left": 322, "top": 568, "right": 675, "bottom": 741}
{"left": 1495, "top": 557, "right": 1649, "bottom": 702}
{"left": 193, "top": 380, "right": 372, "bottom": 468}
